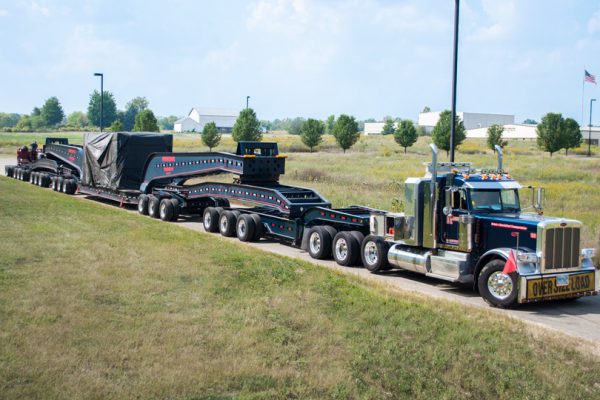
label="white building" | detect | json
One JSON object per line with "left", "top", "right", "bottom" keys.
{"left": 418, "top": 111, "right": 515, "bottom": 133}
{"left": 174, "top": 107, "right": 239, "bottom": 133}
{"left": 364, "top": 121, "right": 399, "bottom": 135}
{"left": 467, "top": 124, "right": 600, "bottom": 144}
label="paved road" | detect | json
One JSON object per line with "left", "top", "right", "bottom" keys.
{"left": 2, "top": 156, "right": 600, "bottom": 350}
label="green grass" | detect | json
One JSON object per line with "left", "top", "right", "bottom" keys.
{"left": 2, "top": 132, "right": 599, "bottom": 247}
{"left": 2, "top": 177, "right": 600, "bottom": 399}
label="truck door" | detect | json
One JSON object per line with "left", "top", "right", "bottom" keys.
{"left": 440, "top": 188, "right": 468, "bottom": 247}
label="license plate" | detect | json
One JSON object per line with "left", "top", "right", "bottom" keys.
{"left": 556, "top": 275, "right": 569, "bottom": 286}
{"left": 526, "top": 272, "right": 595, "bottom": 300}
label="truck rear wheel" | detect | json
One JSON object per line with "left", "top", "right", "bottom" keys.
{"left": 148, "top": 195, "right": 160, "bottom": 218}
{"left": 138, "top": 194, "right": 149, "bottom": 215}
{"left": 219, "top": 210, "right": 237, "bottom": 237}
{"left": 333, "top": 231, "right": 361, "bottom": 266}
{"left": 307, "top": 226, "right": 333, "bottom": 259}
{"left": 478, "top": 259, "right": 518, "bottom": 308}
{"left": 203, "top": 207, "right": 220, "bottom": 232}
{"left": 159, "top": 198, "right": 175, "bottom": 221}
{"left": 236, "top": 214, "right": 256, "bottom": 242}
{"left": 361, "top": 235, "right": 389, "bottom": 273}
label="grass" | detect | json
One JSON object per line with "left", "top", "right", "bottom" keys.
{"left": 2, "top": 177, "right": 600, "bottom": 399}
{"left": 1, "top": 131, "right": 599, "bottom": 248}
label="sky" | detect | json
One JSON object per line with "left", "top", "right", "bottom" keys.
{"left": 2, "top": 0, "right": 600, "bottom": 124}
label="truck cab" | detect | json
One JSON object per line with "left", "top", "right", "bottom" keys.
{"left": 364, "top": 144, "right": 598, "bottom": 307}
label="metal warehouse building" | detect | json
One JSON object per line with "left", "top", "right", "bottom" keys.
{"left": 174, "top": 107, "right": 239, "bottom": 133}
{"left": 418, "top": 111, "right": 515, "bottom": 134}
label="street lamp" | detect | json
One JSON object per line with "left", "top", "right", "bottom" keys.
{"left": 246, "top": 96, "right": 250, "bottom": 110}
{"left": 94, "top": 73, "right": 104, "bottom": 132}
{"left": 589, "top": 98, "right": 596, "bottom": 157}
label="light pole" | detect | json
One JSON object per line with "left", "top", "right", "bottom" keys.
{"left": 449, "top": 0, "right": 460, "bottom": 163}
{"left": 94, "top": 73, "right": 104, "bottom": 131}
{"left": 246, "top": 96, "right": 250, "bottom": 110}
{"left": 589, "top": 98, "right": 596, "bottom": 157}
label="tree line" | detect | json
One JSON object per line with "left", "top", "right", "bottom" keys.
{"left": 0, "top": 93, "right": 178, "bottom": 132}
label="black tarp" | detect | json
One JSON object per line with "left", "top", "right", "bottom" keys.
{"left": 82, "top": 132, "right": 173, "bottom": 191}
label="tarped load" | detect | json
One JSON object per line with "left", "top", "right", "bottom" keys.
{"left": 82, "top": 132, "right": 173, "bottom": 191}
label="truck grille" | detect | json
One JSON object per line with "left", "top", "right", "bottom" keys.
{"left": 543, "top": 226, "right": 580, "bottom": 270}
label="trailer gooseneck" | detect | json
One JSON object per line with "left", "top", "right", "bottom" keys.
{"left": 5, "top": 133, "right": 598, "bottom": 308}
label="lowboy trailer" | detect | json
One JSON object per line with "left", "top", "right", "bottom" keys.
{"left": 5, "top": 134, "right": 598, "bottom": 308}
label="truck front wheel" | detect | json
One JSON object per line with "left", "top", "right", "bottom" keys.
{"left": 478, "top": 259, "right": 518, "bottom": 308}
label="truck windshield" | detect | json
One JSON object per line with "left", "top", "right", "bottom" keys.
{"left": 469, "top": 189, "right": 520, "bottom": 213}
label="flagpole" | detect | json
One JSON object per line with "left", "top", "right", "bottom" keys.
{"left": 582, "top": 68, "right": 586, "bottom": 126}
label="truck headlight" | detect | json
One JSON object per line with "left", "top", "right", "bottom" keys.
{"left": 581, "top": 248, "right": 596, "bottom": 258}
{"left": 517, "top": 252, "right": 538, "bottom": 263}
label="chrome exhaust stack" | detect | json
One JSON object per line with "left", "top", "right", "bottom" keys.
{"left": 494, "top": 144, "right": 503, "bottom": 170}
{"left": 430, "top": 144, "right": 438, "bottom": 249}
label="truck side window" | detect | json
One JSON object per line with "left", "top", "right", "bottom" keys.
{"left": 452, "top": 190, "right": 468, "bottom": 210}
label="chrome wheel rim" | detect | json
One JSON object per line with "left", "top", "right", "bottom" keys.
{"left": 238, "top": 219, "right": 246, "bottom": 236}
{"left": 204, "top": 212, "right": 212, "bottom": 227}
{"left": 160, "top": 202, "right": 166, "bottom": 218}
{"left": 364, "top": 241, "right": 378, "bottom": 265}
{"left": 335, "top": 238, "right": 348, "bottom": 261}
{"left": 220, "top": 216, "right": 228, "bottom": 232}
{"left": 309, "top": 231, "right": 321, "bottom": 254}
{"left": 488, "top": 271, "right": 513, "bottom": 300}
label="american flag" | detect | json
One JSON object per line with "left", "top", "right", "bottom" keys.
{"left": 585, "top": 70, "right": 596, "bottom": 84}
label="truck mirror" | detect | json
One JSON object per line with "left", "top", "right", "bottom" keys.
{"left": 535, "top": 187, "right": 545, "bottom": 212}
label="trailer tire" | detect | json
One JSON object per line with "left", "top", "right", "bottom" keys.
{"left": 56, "top": 177, "right": 64, "bottom": 192}
{"left": 62, "top": 179, "right": 70, "bottom": 193}
{"left": 236, "top": 214, "right": 256, "bottom": 242}
{"left": 30, "top": 171, "right": 36, "bottom": 184}
{"left": 169, "top": 199, "right": 180, "bottom": 221}
{"left": 148, "top": 195, "right": 160, "bottom": 218}
{"left": 203, "top": 207, "right": 220, "bottom": 232}
{"left": 361, "top": 235, "right": 389, "bottom": 273}
{"left": 159, "top": 198, "right": 175, "bottom": 221}
{"left": 5, "top": 166, "right": 14, "bottom": 178}
{"left": 333, "top": 231, "right": 361, "bottom": 266}
{"left": 307, "top": 226, "right": 333, "bottom": 259}
{"left": 41, "top": 174, "right": 51, "bottom": 188}
{"left": 219, "top": 210, "right": 237, "bottom": 237}
{"left": 349, "top": 231, "right": 365, "bottom": 249}
{"left": 250, "top": 214, "right": 263, "bottom": 241}
{"left": 137, "top": 194, "right": 149, "bottom": 215}
{"left": 477, "top": 259, "right": 518, "bottom": 308}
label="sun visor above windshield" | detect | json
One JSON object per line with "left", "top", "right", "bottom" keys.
{"left": 464, "top": 181, "right": 522, "bottom": 190}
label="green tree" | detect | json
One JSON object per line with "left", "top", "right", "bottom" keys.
{"left": 110, "top": 120, "right": 123, "bottom": 132}
{"left": 563, "top": 118, "right": 581, "bottom": 156}
{"left": 486, "top": 124, "right": 507, "bottom": 152}
{"left": 288, "top": 117, "right": 305, "bottom": 135}
{"left": 122, "top": 97, "right": 149, "bottom": 131}
{"left": 422, "top": 106, "right": 431, "bottom": 113}
{"left": 15, "top": 115, "right": 32, "bottom": 131}
{"left": 523, "top": 118, "right": 538, "bottom": 125}
{"left": 133, "top": 109, "right": 159, "bottom": 132}
{"left": 394, "top": 119, "right": 418, "bottom": 153}
{"left": 40, "top": 96, "right": 65, "bottom": 126}
{"left": 232, "top": 108, "right": 262, "bottom": 142}
{"left": 381, "top": 118, "right": 395, "bottom": 135}
{"left": 201, "top": 121, "right": 221, "bottom": 151}
{"left": 158, "top": 115, "right": 178, "bottom": 131}
{"left": 431, "top": 110, "right": 466, "bottom": 156}
{"left": 536, "top": 113, "right": 565, "bottom": 157}
{"left": 332, "top": 114, "right": 359, "bottom": 153}
{"left": 0, "top": 113, "right": 21, "bottom": 128}
{"left": 87, "top": 90, "right": 118, "bottom": 128}
{"left": 300, "top": 118, "right": 325, "bottom": 152}
{"left": 325, "top": 115, "right": 335, "bottom": 134}
{"left": 66, "top": 111, "right": 88, "bottom": 128}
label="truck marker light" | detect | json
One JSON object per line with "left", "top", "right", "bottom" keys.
{"left": 388, "top": 227, "right": 395, "bottom": 235}
{"left": 511, "top": 232, "right": 519, "bottom": 237}
{"left": 530, "top": 233, "right": 537, "bottom": 239}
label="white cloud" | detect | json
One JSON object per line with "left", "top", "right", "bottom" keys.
{"left": 466, "top": 0, "right": 517, "bottom": 42}
{"left": 201, "top": 42, "right": 242, "bottom": 71}
{"left": 588, "top": 10, "right": 600, "bottom": 34}
{"left": 0, "top": 9, "right": 9, "bottom": 17}
{"left": 21, "top": 0, "right": 50, "bottom": 16}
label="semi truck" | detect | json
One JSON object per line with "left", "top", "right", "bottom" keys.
{"left": 5, "top": 133, "right": 598, "bottom": 308}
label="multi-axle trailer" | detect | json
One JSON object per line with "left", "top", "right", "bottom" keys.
{"left": 5, "top": 132, "right": 598, "bottom": 308}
